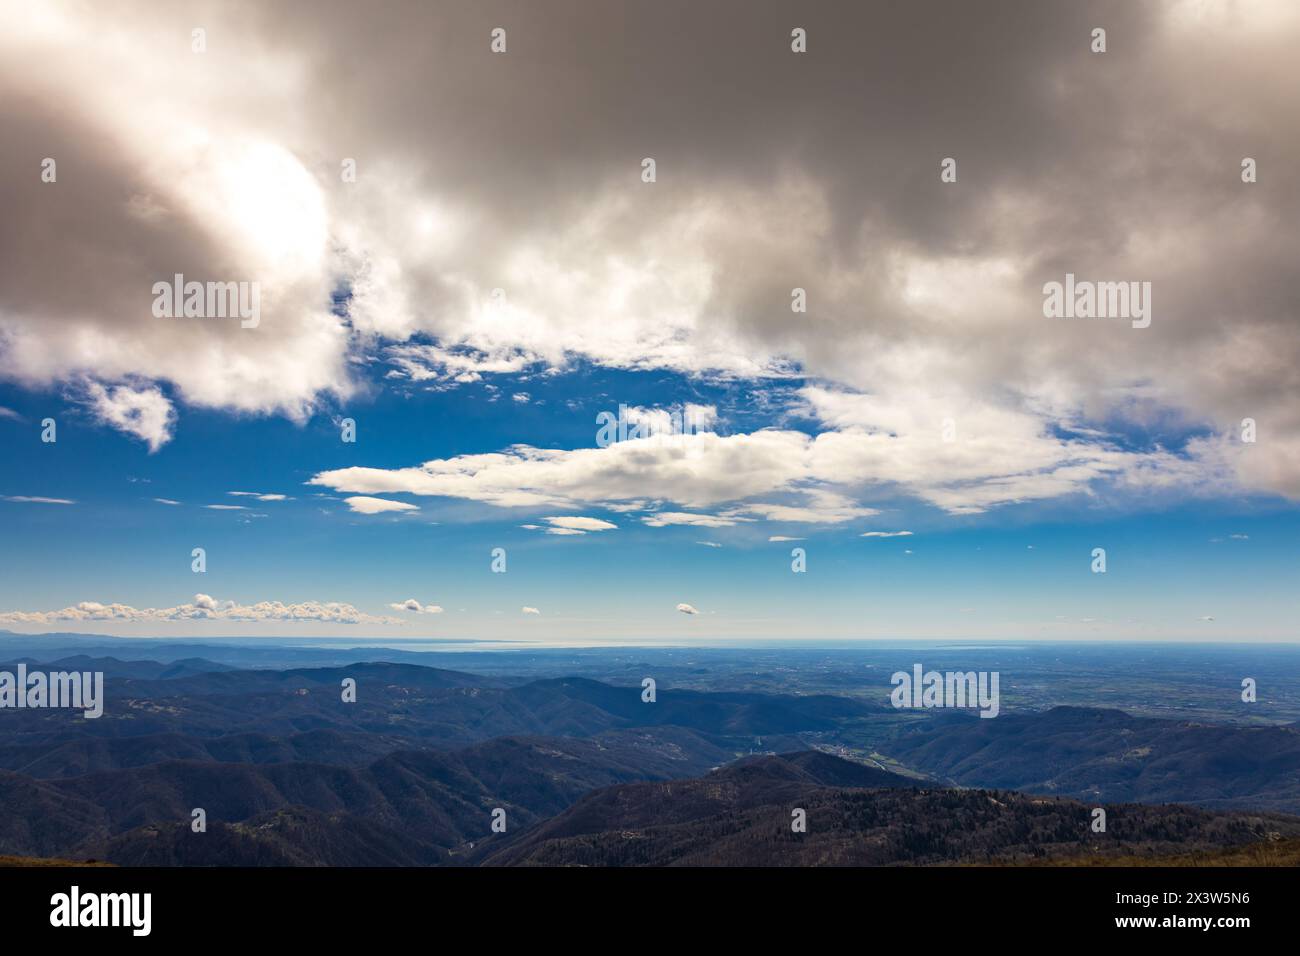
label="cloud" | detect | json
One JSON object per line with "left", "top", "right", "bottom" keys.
{"left": 696, "top": 541, "right": 722, "bottom": 548}
{"left": 1, "top": 495, "right": 74, "bottom": 505}
{"left": 541, "top": 516, "right": 617, "bottom": 533}
{"left": 768, "top": 536, "right": 805, "bottom": 542}
{"left": 310, "top": 409, "right": 1230, "bottom": 523}
{"left": 343, "top": 496, "right": 419, "bottom": 514}
{"left": 676, "top": 603, "right": 700, "bottom": 615}
{"left": 81, "top": 381, "right": 176, "bottom": 452}
{"left": 153, "top": 498, "right": 181, "bottom": 505}
{"left": 2, "top": 0, "right": 1298, "bottom": 507}
{"left": 725, "top": 490, "right": 878, "bottom": 524}
{"left": 388, "top": 599, "right": 443, "bottom": 614}
{"left": 521, "top": 606, "right": 541, "bottom": 615}
{"left": 0, "top": 594, "right": 400, "bottom": 625}
{"left": 229, "top": 491, "right": 290, "bottom": 501}
{"left": 204, "top": 504, "right": 247, "bottom": 511}
{"left": 641, "top": 512, "right": 752, "bottom": 528}
{"left": 861, "top": 530, "right": 914, "bottom": 538}
{"left": 310, "top": 431, "right": 812, "bottom": 511}
{"left": 0, "top": 406, "right": 23, "bottom": 421}
{"left": 384, "top": 345, "right": 542, "bottom": 385}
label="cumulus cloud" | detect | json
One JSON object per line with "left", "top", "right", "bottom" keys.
{"left": 676, "top": 603, "right": 700, "bottom": 615}
{"left": 2, "top": 0, "right": 1298, "bottom": 507}
{"left": 388, "top": 599, "right": 443, "bottom": 614}
{"left": 343, "top": 496, "right": 419, "bottom": 514}
{"left": 310, "top": 431, "right": 811, "bottom": 510}
{"left": 310, "top": 411, "right": 1220, "bottom": 520}
{"left": 521, "top": 606, "right": 541, "bottom": 615}
{"left": 0, "top": 594, "right": 400, "bottom": 625}
{"left": 81, "top": 382, "right": 176, "bottom": 452}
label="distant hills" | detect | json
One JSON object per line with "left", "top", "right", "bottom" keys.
{"left": 882, "top": 705, "right": 1300, "bottom": 812}
{"left": 5, "top": 654, "right": 1300, "bottom": 866}
{"left": 0, "top": 660, "right": 866, "bottom": 757}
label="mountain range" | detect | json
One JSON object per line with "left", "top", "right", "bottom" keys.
{"left": 3, "top": 652, "right": 1300, "bottom": 866}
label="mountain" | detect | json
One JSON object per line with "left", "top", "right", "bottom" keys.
{"left": 0, "top": 729, "right": 400, "bottom": 778}
{"left": 0, "top": 730, "right": 734, "bottom": 864}
{"left": 0, "top": 665, "right": 871, "bottom": 754}
{"left": 0, "top": 655, "right": 238, "bottom": 679}
{"left": 102, "top": 808, "right": 446, "bottom": 867}
{"left": 477, "top": 752, "right": 1300, "bottom": 866}
{"left": 881, "top": 706, "right": 1300, "bottom": 812}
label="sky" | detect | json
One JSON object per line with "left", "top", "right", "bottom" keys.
{"left": 1, "top": 0, "right": 1297, "bottom": 641}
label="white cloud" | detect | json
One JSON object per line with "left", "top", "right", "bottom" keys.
{"left": 522, "top": 606, "right": 541, "bottom": 615}
{"left": 696, "top": 541, "right": 722, "bottom": 548}
{"left": 0, "top": 406, "right": 23, "bottom": 421}
{"left": 204, "top": 504, "right": 247, "bottom": 511}
{"left": 82, "top": 382, "right": 176, "bottom": 452}
{"left": 310, "top": 430, "right": 812, "bottom": 511}
{"left": 641, "top": 512, "right": 751, "bottom": 528}
{"left": 229, "top": 491, "right": 290, "bottom": 501}
{"left": 861, "top": 530, "right": 914, "bottom": 538}
{"left": 676, "top": 603, "right": 700, "bottom": 615}
{"left": 308, "top": 396, "right": 1238, "bottom": 525}
{"left": 726, "top": 490, "right": 878, "bottom": 524}
{"left": 542, "top": 516, "right": 617, "bottom": 533}
{"left": 0, "top": 594, "right": 400, "bottom": 626}
{"left": 153, "top": 498, "right": 181, "bottom": 506}
{"left": 384, "top": 345, "right": 542, "bottom": 385}
{"left": 388, "top": 599, "right": 443, "bottom": 614}
{"left": 2, "top": 495, "right": 74, "bottom": 505}
{"left": 343, "top": 496, "right": 419, "bottom": 514}
{"left": 768, "top": 536, "right": 805, "bottom": 542}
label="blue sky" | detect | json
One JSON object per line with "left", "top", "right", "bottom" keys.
{"left": 2, "top": 2, "right": 1298, "bottom": 642}
{"left": 2, "top": 361, "right": 1296, "bottom": 642}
